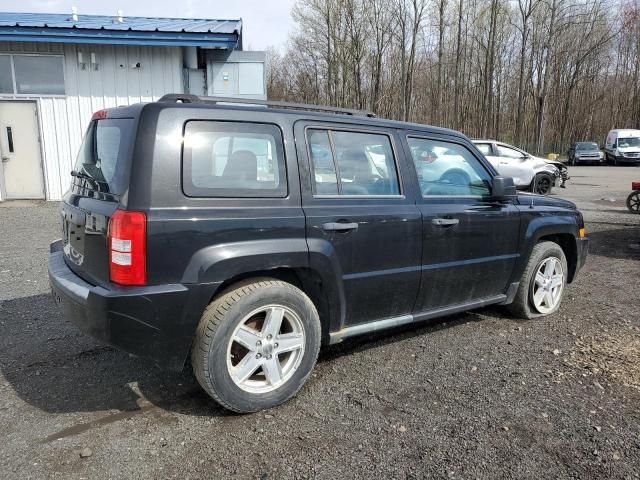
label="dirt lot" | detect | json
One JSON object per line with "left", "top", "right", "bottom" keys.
{"left": 1, "top": 166, "right": 639, "bottom": 479}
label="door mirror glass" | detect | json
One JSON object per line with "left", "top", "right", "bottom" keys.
{"left": 491, "top": 176, "right": 517, "bottom": 200}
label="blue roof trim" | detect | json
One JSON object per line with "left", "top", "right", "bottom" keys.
{"left": 0, "top": 12, "right": 241, "bottom": 48}
{"left": 0, "top": 27, "right": 239, "bottom": 48}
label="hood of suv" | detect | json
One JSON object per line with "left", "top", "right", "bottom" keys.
{"left": 517, "top": 192, "right": 576, "bottom": 209}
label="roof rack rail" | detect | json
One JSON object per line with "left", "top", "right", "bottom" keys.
{"left": 157, "top": 94, "right": 377, "bottom": 118}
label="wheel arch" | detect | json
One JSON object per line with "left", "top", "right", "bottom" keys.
{"left": 209, "top": 267, "right": 336, "bottom": 346}
{"left": 515, "top": 214, "right": 582, "bottom": 285}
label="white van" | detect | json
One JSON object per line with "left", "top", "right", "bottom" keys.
{"left": 604, "top": 129, "right": 640, "bottom": 165}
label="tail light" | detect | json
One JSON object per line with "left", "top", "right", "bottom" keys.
{"left": 92, "top": 109, "right": 108, "bottom": 120}
{"left": 108, "top": 210, "right": 146, "bottom": 285}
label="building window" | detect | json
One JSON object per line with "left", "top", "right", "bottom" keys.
{"left": 13, "top": 55, "right": 65, "bottom": 95}
{"left": 0, "top": 55, "right": 13, "bottom": 94}
{"left": 0, "top": 54, "right": 65, "bottom": 95}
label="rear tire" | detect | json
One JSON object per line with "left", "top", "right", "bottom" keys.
{"left": 507, "top": 241, "right": 568, "bottom": 320}
{"left": 191, "top": 278, "right": 321, "bottom": 413}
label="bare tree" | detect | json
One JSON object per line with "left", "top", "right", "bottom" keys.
{"left": 272, "top": 0, "right": 629, "bottom": 155}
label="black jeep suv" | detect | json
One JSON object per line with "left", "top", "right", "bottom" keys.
{"left": 49, "top": 95, "right": 588, "bottom": 412}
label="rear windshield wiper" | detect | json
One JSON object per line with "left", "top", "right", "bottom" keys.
{"left": 71, "top": 170, "right": 107, "bottom": 192}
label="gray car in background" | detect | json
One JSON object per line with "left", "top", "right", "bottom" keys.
{"left": 568, "top": 142, "right": 604, "bottom": 165}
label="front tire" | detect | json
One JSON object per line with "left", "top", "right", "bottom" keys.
{"left": 507, "top": 241, "right": 568, "bottom": 319}
{"left": 533, "top": 173, "right": 553, "bottom": 195}
{"left": 191, "top": 279, "right": 321, "bottom": 413}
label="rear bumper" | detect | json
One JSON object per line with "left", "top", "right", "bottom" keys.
{"left": 48, "top": 240, "right": 213, "bottom": 371}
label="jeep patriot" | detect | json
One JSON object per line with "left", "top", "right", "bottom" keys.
{"left": 49, "top": 95, "right": 589, "bottom": 412}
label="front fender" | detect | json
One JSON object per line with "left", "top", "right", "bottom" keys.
{"left": 512, "top": 207, "right": 581, "bottom": 282}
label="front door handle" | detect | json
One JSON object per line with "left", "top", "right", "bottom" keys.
{"left": 1, "top": 156, "right": 8, "bottom": 162}
{"left": 322, "top": 222, "right": 359, "bottom": 232}
{"left": 432, "top": 218, "right": 459, "bottom": 227}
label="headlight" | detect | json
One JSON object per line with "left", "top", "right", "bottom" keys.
{"left": 599, "top": 152, "right": 604, "bottom": 159}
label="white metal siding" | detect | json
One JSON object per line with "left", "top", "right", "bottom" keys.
{"left": 0, "top": 42, "right": 183, "bottom": 200}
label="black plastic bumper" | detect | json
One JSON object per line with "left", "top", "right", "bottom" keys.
{"left": 48, "top": 240, "right": 212, "bottom": 371}
{"left": 575, "top": 237, "right": 589, "bottom": 278}
{"left": 615, "top": 156, "right": 640, "bottom": 164}
{"left": 614, "top": 155, "right": 640, "bottom": 165}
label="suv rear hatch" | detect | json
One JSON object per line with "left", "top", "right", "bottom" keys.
{"left": 61, "top": 113, "right": 136, "bottom": 287}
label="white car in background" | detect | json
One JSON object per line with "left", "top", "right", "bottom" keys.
{"left": 472, "top": 140, "right": 563, "bottom": 195}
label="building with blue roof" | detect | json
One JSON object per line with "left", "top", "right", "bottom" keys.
{"left": 0, "top": 10, "right": 265, "bottom": 200}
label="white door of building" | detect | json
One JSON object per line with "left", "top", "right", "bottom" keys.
{"left": 0, "top": 101, "right": 45, "bottom": 199}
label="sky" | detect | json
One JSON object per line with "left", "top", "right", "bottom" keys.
{"left": 0, "top": 0, "right": 297, "bottom": 51}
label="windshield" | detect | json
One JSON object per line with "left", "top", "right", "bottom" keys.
{"left": 73, "top": 118, "right": 134, "bottom": 195}
{"left": 576, "top": 142, "right": 598, "bottom": 150}
{"left": 618, "top": 137, "right": 640, "bottom": 148}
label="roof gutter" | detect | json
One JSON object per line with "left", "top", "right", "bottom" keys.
{"left": 0, "top": 26, "right": 240, "bottom": 48}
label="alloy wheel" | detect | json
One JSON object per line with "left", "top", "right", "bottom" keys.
{"left": 226, "top": 305, "right": 306, "bottom": 394}
{"left": 530, "top": 256, "right": 564, "bottom": 314}
{"left": 535, "top": 176, "right": 552, "bottom": 195}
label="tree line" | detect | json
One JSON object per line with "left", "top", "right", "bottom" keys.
{"left": 266, "top": 0, "right": 640, "bottom": 155}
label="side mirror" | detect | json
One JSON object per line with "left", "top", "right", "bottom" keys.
{"left": 491, "top": 176, "right": 517, "bottom": 201}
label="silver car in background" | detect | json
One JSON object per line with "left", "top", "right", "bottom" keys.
{"left": 472, "top": 140, "right": 566, "bottom": 195}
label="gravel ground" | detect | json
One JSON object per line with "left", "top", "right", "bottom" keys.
{"left": 1, "top": 166, "right": 639, "bottom": 479}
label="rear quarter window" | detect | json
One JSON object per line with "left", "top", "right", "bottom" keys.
{"left": 182, "top": 121, "right": 287, "bottom": 198}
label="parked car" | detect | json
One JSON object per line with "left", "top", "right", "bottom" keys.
{"left": 472, "top": 140, "right": 566, "bottom": 195}
{"left": 567, "top": 141, "right": 604, "bottom": 165}
{"left": 604, "top": 129, "right": 640, "bottom": 165}
{"left": 49, "top": 95, "right": 589, "bottom": 413}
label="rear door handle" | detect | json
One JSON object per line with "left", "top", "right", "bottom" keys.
{"left": 431, "top": 218, "right": 459, "bottom": 227}
{"left": 322, "top": 222, "right": 359, "bottom": 232}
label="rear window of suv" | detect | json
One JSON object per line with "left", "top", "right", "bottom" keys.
{"left": 73, "top": 118, "right": 134, "bottom": 196}
{"left": 182, "top": 121, "right": 287, "bottom": 198}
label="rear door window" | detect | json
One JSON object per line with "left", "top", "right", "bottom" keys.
{"left": 307, "top": 128, "right": 401, "bottom": 196}
{"left": 73, "top": 118, "right": 134, "bottom": 196}
{"left": 182, "top": 121, "right": 287, "bottom": 198}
